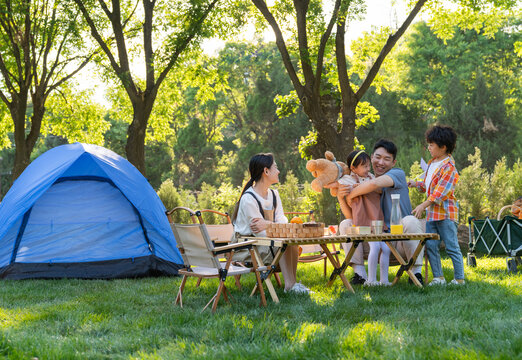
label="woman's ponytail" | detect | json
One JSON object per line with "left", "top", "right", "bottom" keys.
{"left": 231, "top": 153, "right": 274, "bottom": 223}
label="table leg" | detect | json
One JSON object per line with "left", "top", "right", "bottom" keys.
{"left": 325, "top": 241, "right": 356, "bottom": 293}
{"left": 386, "top": 240, "right": 426, "bottom": 287}
{"left": 250, "top": 245, "right": 284, "bottom": 303}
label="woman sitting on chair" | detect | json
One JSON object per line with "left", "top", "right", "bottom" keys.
{"left": 232, "top": 153, "right": 311, "bottom": 294}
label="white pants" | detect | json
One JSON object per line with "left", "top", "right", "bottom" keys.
{"left": 340, "top": 215, "right": 424, "bottom": 268}
{"left": 368, "top": 241, "right": 391, "bottom": 283}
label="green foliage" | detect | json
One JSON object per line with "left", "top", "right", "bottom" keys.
{"left": 157, "top": 179, "right": 197, "bottom": 223}
{"left": 425, "top": 1, "right": 519, "bottom": 42}
{"left": 43, "top": 86, "right": 110, "bottom": 145}
{"left": 0, "top": 110, "right": 13, "bottom": 149}
{"left": 275, "top": 91, "right": 300, "bottom": 119}
{"left": 457, "top": 147, "right": 522, "bottom": 221}
{"left": 400, "top": 19, "right": 521, "bottom": 169}
{"left": 456, "top": 147, "right": 489, "bottom": 220}
{"left": 408, "top": 161, "right": 426, "bottom": 210}
{"left": 277, "top": 171, "right": 305, "bottom": 213}
{"left": 172, "top": 117, "right": 218, "bottom": 189}
{"left": 157, "top": 179, "right": 241, "bottom": 225}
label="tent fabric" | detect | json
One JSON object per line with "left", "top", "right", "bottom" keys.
{"left": 0, "top": 143, "right": 183, "bottom": 279}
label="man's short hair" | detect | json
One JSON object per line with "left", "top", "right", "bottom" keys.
{"left": 373, "top": 139, "right": 397, "bottom": 160}
{"left": 425, "top": 125, "right": 457, "bottom": 154}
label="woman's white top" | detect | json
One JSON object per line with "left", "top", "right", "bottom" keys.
{"left": 234, "top": 187, "right": 288, "bottom": 237}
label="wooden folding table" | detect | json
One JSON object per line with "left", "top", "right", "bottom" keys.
{"left": 239, "top": 233, "right": 439, "bottom": 303}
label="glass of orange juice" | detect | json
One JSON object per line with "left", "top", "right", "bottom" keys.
{"left": 390, "top": 224, "right": 404, "bottom": 234}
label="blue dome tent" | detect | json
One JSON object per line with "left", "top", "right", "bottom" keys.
{"left": 0, "top": 143, "right": 183, "bottom": 279}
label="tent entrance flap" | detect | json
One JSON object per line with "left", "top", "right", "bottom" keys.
{"left": 10, "top": 208, "right": 33, "bottom": 265}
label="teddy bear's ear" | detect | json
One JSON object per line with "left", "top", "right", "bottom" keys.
{"left": 325, "top": 151, "right": 334, "bottom": 161}
{"left": 306, "top": 160, "right": 317, "bottom": 171}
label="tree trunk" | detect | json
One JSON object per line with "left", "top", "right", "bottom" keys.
{"left": 301, "top": 91, "right": 355, "bottom": 161}
{"left": 125, "top": 96, "right": 155, "bottom": 175}
{"left": 11, "top": 94, "right": 30, "bottom": 180}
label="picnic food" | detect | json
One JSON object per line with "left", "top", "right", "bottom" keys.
{"left": 290, "top": 216, "right": 304, "bottom": 224}
{"left": 306, "top": 151, "right": 349, "bottom": 196}
{"left": 266, "top": 222, "right": 325, "bottom": 238}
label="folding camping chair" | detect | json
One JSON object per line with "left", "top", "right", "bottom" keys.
{"left": 166, "top": 207, "right": 268, "bottom": 312}
{"left": 468, "top": 215, "right": 522, "bottom": 273}
{"left": 285, "top": 211, "right": 340, "bottom": 277}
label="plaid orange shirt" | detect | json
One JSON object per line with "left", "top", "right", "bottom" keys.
{"left": 413, "top": 156, "right": 459, "bottom": 221}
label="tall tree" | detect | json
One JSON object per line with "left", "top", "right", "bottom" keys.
{"left": 249, "top": 0, "right": 427, "bottom": 159}
{"left": 249, "top": 0, "right": 517, "bottom": 160}
{"left": 0, "top": 0, "right": 93, "bottom": 179}
{"left": 72, "top": 0, "right": 244, "bottom": 174}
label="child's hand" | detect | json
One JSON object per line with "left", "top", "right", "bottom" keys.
{"left": 407, "top": 180, "right": 417, "bottom": 188}
{"left": 411, "top": 205, "right": 424, "bottom": 219}
{"left": 411, "top": 200, "right": 432, "bottom": 219}
{"left": 337, "top": 184, "right": 353, "bottom": 198}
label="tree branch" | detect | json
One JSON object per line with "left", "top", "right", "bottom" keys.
{"left": 314, "top": 0, "right": 341, "bottom": 96}
{"left": 0, "top": 52, "right": 16, "bottom": 94}
{"left": 72, "top": 0, "right": 124, "bottom": 78}
{"left": 156, "top": 0, "right": 219, "bottom": 89}
{"left": 47, "top": 53, "right": 95, "bottom": 95}
{"left": 143, "top": 0, "right": 155, "bottom": 91}
{"left": 335, "top": 2, "right": 355, "bottom": 101}
{"left": 356, "top": 0, "right": 427, "bottom": 99}
{"left": 294, "top": 0, "right": 314, "bottom": 86}
{"left": 251, "top": 0, "right": 303, "bottom": 94}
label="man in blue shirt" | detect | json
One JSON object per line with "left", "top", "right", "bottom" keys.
{"left": 337, "top": 139, "right": 425, "bottom": 285}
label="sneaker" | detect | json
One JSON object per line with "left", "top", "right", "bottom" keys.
{"left": 449, "top": 279, "right": 465, "bottom": 285}
{"left": 380, "top": 281, "right": 392, "bottom": 286}
{"left": 350, "top": 273, "right": 367, "bottom": 285}
{"left": 408, "top": 273, "right": 425, "bottom": 286}
{"left": 428, "top": 277, "right": 447, "bottom": 286}
{"left": 285, "top": 282, "right": 311, "bottom": 294}
{"left": 363, "top": 280, "right": 380, "bottom": 287}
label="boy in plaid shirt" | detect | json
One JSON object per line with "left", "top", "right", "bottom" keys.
{"left": 409, "top": 125, "right": 465, "bottom": 285}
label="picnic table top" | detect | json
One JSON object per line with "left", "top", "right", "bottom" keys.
{"left": 238, "top": 232, "right": 439, "bottom": 245}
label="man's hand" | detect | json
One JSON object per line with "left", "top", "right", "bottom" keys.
{"left": 407, "top": 180, "right": 417, "bottom": 188}
{"left": 250, "top": 217, "right": 269, "bottom": 233}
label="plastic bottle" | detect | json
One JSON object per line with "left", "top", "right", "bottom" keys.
{"left": 390, "top": 194, "right": 403, "bottom": 234}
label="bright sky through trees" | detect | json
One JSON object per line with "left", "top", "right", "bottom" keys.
{"left": 83, "top": 0, "right": 413, "bottom": 106}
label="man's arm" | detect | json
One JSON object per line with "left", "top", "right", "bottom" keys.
{"left": 347, "top": 175, "right": 394, "bottom": 201}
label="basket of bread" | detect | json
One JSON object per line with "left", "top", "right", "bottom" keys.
{"left": 266, "top": 216, "right": 325, "bottom": 238}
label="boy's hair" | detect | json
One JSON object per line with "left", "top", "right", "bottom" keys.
{"left": 426, "top": 125, "right": 457, "bottom": 154}
{"left": 373, "top": 139, "right": 398, "bottom": 160}
{"left": 346, "top": 150, "right": 370, "bottom": 169}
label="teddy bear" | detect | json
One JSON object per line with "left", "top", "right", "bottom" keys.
{"left": 306, "top": 151, "right": 349, "bottom": 196}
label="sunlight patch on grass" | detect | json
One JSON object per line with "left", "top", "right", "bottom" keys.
{"left": 291, "top": 322, "right": 327, "bottom": 344}
{"left": 232, "top": 315, "right": 254, "bottom": 332}
{"left": 0, "top": 308, "right": 40, "bottom": 329}
{"left": 340, "top": 321, "right": 407, "bottom": 357}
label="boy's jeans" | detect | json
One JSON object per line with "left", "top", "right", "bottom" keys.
{"left": 425, "top": 219, "right": 465, "bottom": 280}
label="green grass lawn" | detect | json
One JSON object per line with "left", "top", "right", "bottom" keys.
{"left": 1, "top": 255, "right": 521, "bottom": 359}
